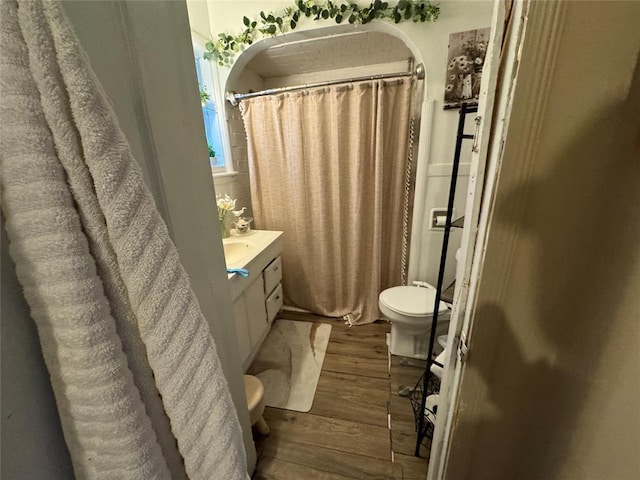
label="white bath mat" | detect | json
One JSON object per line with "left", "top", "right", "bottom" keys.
{"left": 248, "top": 320, "right": 332, "bottom": 413}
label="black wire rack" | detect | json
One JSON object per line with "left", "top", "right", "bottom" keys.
{"left": 413, "top": 103, "right": 478, "bottom": 456}
{"left": 409, "top": 370, "right": 441, "bottom": 455}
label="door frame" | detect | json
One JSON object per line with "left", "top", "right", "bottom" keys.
{"left": 428, "top": 0, "right": 569, "bottom": 478}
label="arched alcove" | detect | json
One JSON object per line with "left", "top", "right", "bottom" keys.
{"left": 197, "top": 0, "right": 494, "bottom": 292}
{"left": 217, "top": 25, "right": 426, "bottom": 277}
{"left": 226, "top": 23, "right": 425, "bottom": 92}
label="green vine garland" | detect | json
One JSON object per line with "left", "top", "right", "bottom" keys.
{"left": 204, "top": 0, "right": 440, "bottom": 67}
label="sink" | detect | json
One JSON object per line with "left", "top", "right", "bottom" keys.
{"left": 222, "top": 230, "right": 283, "bottom": 283}
{"left": 223, "top": 241, "right": 251, "bottom": 266}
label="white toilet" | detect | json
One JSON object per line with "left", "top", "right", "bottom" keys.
{"left": 379, "top": 284, "right": 451, "bottom": 359}
{"left": 380, "top": 249, "right": 464, "bottom": 359}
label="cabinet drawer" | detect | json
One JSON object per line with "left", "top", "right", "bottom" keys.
{"left": 263, "top": 256, "right": 282, "bottom": 295}
{"left": 265, "top": 283, "right": 283, "bottom": 324}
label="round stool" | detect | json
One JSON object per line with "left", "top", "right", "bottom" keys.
{"left": 243, "top": 375, "right": 269, "bottom": 435}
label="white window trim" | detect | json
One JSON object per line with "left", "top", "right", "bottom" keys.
{"left": 191, "top": 33, "right": 235, "bottom": 176}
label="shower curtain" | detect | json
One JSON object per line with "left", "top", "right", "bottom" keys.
{"left": 1, "top": 1, "right": 247, "bottom": 478}
{"left": 240, "top": 79, "right": 413, "bottom": 325}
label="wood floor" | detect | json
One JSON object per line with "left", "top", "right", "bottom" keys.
{"left": 251, "top": 310, "right": 430, "bottom": 480}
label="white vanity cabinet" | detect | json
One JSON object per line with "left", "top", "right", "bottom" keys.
{"left": 263, "top": 256, "right": 283, "bottom": 322}
{"left": 225, "top": 230, "right": 283, "bottom": 372}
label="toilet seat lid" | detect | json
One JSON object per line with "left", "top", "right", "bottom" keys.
{"left": 380, "top": 286, "right": 448, "bottom": 317}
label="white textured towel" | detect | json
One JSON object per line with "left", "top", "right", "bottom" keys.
{"left": 0, "top": 1, "right": 248, "bottom": 478}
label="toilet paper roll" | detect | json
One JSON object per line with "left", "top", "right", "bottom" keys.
{"left": 430, "top": 349, "right": 446, "bottom": 379}
{"left": 434, "top": 215, "right": 447, "bottom": 227}
{"left": 425, "top": 394, "right": 439, "bottom": 424}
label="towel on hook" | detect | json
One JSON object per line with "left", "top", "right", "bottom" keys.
{"left": 0, "top": 1, "right": 248, "bottom": 478}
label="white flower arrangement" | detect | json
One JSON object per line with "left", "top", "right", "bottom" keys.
{"left": 216, "top": 194, "right": 246, "bottom": 237}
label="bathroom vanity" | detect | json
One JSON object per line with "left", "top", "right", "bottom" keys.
{"left": 223, "top": 230, "right": 283, "bottom": 371}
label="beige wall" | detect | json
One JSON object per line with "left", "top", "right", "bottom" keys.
{"left": 446, "top": 1, "right": 640, "bottom": 479}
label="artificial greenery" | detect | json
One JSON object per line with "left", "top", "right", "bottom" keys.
{"left": 208, "top": 144, "right": 216, "bottom": 157}
{"left": 204, "top": 0, "right": 440, "bottom": 67}
{"left": 200, "top": 89, "right": 211, "bottom": 104}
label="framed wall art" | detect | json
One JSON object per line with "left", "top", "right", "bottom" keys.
{"left": 444, "top": 27, "right": 491, "bottom": 109}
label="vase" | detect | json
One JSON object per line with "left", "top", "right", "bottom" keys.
{"left": 220, "top": 215, "right": 231, "bottom": 238}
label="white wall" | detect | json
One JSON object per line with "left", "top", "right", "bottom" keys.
{"left": 446, "top": 1, "right": 640, "bottom": 478}
{"left": 383, "top": 1, "right": 490, "bottom": 286}
{"left": 218, "top": 67, "right": 265, "bottom": 220}
{"left": 2, "top": 1, "right": 256, "bottom": 474}
{"left": 262, "top": 60, "right": 411, "bottom": 88}
{"left": 187, "top": 0, "right": 212, "bottom": 38}
{"left": 189, "top": 0, "right": 493, "bottom": 286}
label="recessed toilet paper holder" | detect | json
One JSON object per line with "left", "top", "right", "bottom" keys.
{"left": 430, "top": 208, "right": 455, "bottom": 230}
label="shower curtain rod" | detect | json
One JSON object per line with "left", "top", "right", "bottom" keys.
{"left": 226, "top": 63, "right": 425, "bottom": 106}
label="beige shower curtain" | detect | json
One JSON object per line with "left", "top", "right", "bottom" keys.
{"left": 240, "top": 79, "right": 412, "bottom": 325}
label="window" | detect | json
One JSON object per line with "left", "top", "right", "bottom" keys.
{"left": 192, "top": 41, "right": 229, "bottom": 174}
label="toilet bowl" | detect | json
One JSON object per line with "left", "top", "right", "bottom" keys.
{"left": 379, "top": 284, "right": 451, "bottom": 359}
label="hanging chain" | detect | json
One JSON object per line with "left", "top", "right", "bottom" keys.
{"left": 401, "top": 117, "right": 415, "bottom": 286}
